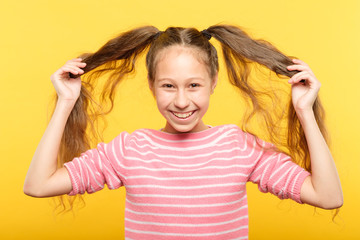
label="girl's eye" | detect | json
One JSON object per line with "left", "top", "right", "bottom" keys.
{"left": 162, "top": 84, "right": 174, "bottom": 88}
{"left": 190, "top": 83, "right": 200, "bottom": 88}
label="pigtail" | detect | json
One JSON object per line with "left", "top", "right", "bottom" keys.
{"left": 206, "top": 24, "right": 338, "bottom": 219}
{"left": 206, "top": 24, "right": 329, "bottom": 172}
{"left": 54, "top": 26, "right": 160, "bottom": 213}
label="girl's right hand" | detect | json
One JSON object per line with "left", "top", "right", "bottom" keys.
{"left": 50, "top": 58, "right": 86, "bottom": 103}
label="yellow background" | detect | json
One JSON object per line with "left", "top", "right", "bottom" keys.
{"left": 1, "top": 0, "right": 359, "bottom": 239}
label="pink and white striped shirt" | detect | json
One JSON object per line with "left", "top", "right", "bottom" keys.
{"left": 64, "top": 124, "right": 310, "bottom": 240}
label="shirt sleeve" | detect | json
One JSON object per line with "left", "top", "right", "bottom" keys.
{"left": 245, "top": 133, "right": 311, "bottom": 204}
{"left": 63, "top": 132, "right": 128, "bottom": 196}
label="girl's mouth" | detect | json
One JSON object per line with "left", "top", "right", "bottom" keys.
{"left": 171, "top": 111, "right": 195, "bottom": 119}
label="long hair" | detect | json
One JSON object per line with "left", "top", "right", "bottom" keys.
{"left": 54, "top": 24, "right": 335, "bottom": 215}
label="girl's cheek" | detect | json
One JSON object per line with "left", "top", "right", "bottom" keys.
{"left": 156, "top": 91, "right": 173, "bottom": 104}
{"left": 157, "top": 90, "right": 171, "bottom": 98}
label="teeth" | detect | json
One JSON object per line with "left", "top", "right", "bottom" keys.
{"left": 173, "top": 111, "right": 194, "bottom": 118}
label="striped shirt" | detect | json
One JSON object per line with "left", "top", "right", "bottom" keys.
{"left": 64, "top": 124, "right": 310, "bottom": 240}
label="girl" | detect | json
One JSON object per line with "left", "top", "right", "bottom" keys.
{"left": 24, "top": 25, "right": 343, "bottom": 239}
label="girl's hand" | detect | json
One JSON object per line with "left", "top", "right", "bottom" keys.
{"left": 50, "top": 58, "right": 86, "bottom": 103}
{"left": 287, "top": 59, "right": 321, "bottom": 114}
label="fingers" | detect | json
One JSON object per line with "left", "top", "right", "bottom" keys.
{"left": 58, "top": 58, "right": 86, "bottom": 77}
{"left": 287, "top": 59, "right": 311, "bottom": 72}
{"left": 291, "top": 58, "right": 308, "bottom": 66}
{"left": 51, "top": 58, "right": 87, "bottom": 83}
{"left": 287, "top": 59, "right": 314, "bottom": 84}
{"left": 287, "top": 64, "right": 308, "bottom": 72}
{"left": 66, "top": 58, "right": 86, "bottom": 73}
{"left": 288, "top": 71, "right": 310, "bottom": 84}
{"left": 286, "top": 59, "right": 321, "bottom": 92}
{"left": 64, "top": 65, "right": 84, "bottom": 75}
{"left": 67, "top": 58, "right": 83, "bottom": 62}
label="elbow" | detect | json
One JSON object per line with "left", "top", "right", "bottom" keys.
{"left": 23, "top": 182, "right": 44, "bottom": 198}
{"left": 23, "top": 185, "right": 36, "bottom": 197}
{"left": 321, "top": 201, "right": 343, "bottom": 210}
{"left": 23, "top": 189, "right": 36, "bottom": 197}
{"left": 24, "top": 188, "right": 46, "bottom": 198}
{"left": 319, "top": 195, "right": 344, "bottom": 210}
{"left": 329, "top": 198, "right": 344, "bottom": 209}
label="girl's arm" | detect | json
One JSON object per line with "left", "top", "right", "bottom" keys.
{"left": 287, "top": 59, "right": 343, "bottom": 209}
{"left": 23, "top": 58, "right": 86, "bottom": 198}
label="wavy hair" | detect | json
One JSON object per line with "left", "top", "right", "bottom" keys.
{"left": 53, "top": 25, "right": 336, "bottom": 217}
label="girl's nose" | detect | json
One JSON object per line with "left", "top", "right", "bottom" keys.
{"left": 174, "top": 90, "right": 190, "bottom": 109}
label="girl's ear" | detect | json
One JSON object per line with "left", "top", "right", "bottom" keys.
{"left": 210, "top": 72, "right": 218, "bottom": 94}
{"left": 148, "top": 76, "right": 155, "bottom": 96}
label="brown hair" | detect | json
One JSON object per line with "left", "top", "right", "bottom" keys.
{"left": 54, "top": 25, "right": 336, "bottom": 216}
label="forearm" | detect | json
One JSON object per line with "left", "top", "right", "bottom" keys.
{"left": 24, "top": 99, "right": 74, "bottom": 196}
{"left": 298, "top": 110, "right": 343, "bottom": 208}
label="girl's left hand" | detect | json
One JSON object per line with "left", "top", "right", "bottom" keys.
{"left": 287, "top": 59, "right": 321, "bottom": 114}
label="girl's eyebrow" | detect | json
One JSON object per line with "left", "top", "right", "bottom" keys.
{"left": 157, "top": 77, "right": 206, "bottom": 82}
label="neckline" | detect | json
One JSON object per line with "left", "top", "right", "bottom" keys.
{"left": 143, "top": 125, "right": 228, "bottom": 140}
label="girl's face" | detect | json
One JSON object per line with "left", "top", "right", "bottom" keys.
{"left": 149, "top": 46, "right": 217, "bottom": 134}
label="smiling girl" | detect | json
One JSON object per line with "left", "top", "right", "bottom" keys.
{"left": 24, "top": 25, "right": 342, "bottom": 239}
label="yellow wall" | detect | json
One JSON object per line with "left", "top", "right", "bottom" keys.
{"left": 1, "top": 0, "right": 359, "bottom": 239}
